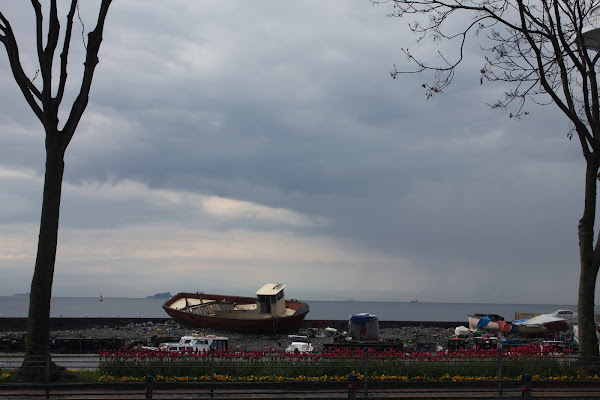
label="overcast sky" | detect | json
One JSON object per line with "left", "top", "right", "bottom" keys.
{"left": 0, "top": 1, "right": 586, "bottom": 303}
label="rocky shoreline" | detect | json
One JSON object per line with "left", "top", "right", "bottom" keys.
{"left": 0, "top": 320, "right": 459, "bottom": 353}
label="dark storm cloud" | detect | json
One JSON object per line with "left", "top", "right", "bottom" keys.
{"left": 0, "top": 1, "right": 586, "bottom": 302}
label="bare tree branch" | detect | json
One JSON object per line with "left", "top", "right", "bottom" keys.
{"left": 63, "top": 0, "right": 112, "bottom": 147}
{"left": 379, "top": 0, "right": 600, "bottom": 359}
{"left": 76, "top": 3, "right": 87, "bottom": 50}
{"left": 56, "top": 0, "right": 78, "bottom": 109}
{"left": 0, "top": 11, "right": 43, "bottom": 122}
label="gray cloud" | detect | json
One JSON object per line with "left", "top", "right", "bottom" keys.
{"left": 0, "top": 0, "right": 586, "bottom": 303}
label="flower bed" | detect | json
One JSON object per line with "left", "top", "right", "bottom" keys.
{"left": 96, "top": 344, "right": 596, "bottom": 383}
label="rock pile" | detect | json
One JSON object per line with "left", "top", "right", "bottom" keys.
{"left": 0, "top": 320, "right": 457, "bottom": 353}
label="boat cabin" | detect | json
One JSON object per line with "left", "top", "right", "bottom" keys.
{"left": 256, "top": 283, "right": 287, "bottom": 316}
{"left": 160, "top": 335, "right": 229, "bottom": 352}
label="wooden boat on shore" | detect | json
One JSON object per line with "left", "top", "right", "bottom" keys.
{"left": 162, "top": 283, "right": 310, "bottom": 334}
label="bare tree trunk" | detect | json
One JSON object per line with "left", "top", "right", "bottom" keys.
{"left": 18, "top": 134, "right": 66, "bottom": 381}
{"left": 577, "top": 156, "right": 600, "bottom": 360}
{"left": 1, "top": 1, "right": 113, "bottom": 381}
{"left": 579, "top": 263, "right": 599, "bottom": 359}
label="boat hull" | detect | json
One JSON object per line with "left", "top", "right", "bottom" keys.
{"left": 468, "top": 314, "right": 505, "bottom": 332}
{"left": 514, "top": 316, "right": 570, "bottom": 335}
{"left": 162, "top": 292, "right": 309, "bottom": 334}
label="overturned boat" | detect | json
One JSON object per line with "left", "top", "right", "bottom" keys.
{"left": 162, "top": 283, "right": 310, "bottom": 334}
{"left": 513, "top": 310, "right": 575, "bottom": 335}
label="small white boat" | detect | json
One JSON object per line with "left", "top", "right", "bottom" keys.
{"left": 552, "top": 310, "right": 577, "bottom": 326}
{"left": 468, "top": 314, "right": 508, "bottom": 333}
{"left": 468, "top": 314, "right": 504, "bottom": 331}
{"left": 159, "top": 334, "right": 229, "bottom": 352}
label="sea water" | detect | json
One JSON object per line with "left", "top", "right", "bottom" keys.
{"left": 0, "top": 296, "right": 593, "bottom": 322}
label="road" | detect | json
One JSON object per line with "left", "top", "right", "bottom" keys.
{"left": 0, "top": 353, "right": 99, "bottom": 370}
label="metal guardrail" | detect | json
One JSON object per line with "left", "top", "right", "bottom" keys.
{"left": 3, "top": 380, "right": 600, "bottom": 399}
{"left": 2, "top": 349, "right": 600, "bottom": 399}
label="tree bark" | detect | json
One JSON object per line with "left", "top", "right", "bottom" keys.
{"left": 18, "top": 133, "right": 66, "bottom": 381}
{"left": 579, "top": 263, "right": 599, "bottom": 359}
{"left": 578, "top": 155, "right": 600, "bottom": 359}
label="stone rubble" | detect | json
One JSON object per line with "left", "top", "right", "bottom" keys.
{"left": 0, "top": 320, "right": 458, "bottom": 352}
